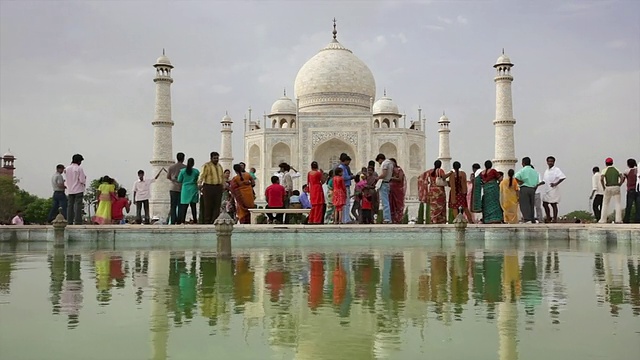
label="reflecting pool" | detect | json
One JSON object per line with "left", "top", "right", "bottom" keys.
{"left": 0, "top": 246, "right": 638, "bottom": 360}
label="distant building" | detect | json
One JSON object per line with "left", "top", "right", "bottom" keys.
{"left": 0, "top": 150, "right": 16, "bottom": 178}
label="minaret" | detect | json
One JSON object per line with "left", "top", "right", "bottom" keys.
{"left": 219, "top": 112, "right": 234, "bottom": 172}
{"left": 493, "top": 50, "right": 517, "bottom": 174}
{"left": 0, "top": 149, "right": 16, "bottom": 177}
{"left": 150, "top": 51, "right": 175, "bottom": 218}
{"left": 438, "top": 112, "right": 451, "bottom": 171}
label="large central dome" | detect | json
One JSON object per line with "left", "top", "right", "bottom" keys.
{"left": 294, "top": 36, "right": 376, "bottom": 113}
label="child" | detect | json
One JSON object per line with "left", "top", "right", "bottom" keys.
{"left": 289, "top": 190, "right": 302, "bottom": 209}
{"left": 323, "top": 170, "right": 334, "bottom": 224}
{"left": 112, "top": 188, "right": 131, "bottom": 224}
{"left": 352, "top": 174, "right": 368, "bottom": 223}
{"left": 361, "top": 189, "right": 373, "bottom": 224}
{"left": 332, "top": 167, "right": 346, "bottom": 224}
{"left": 265, "top": 175, "right": 286, "bottom": 224}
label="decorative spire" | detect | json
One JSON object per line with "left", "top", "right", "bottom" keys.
{"left": 225, "top": 110, "right": 228, "bottom": 115}
{"left": 163, "top": 48, "right": 165, "bottom": 56}
{"left": 443, "top": 110, "right": 446, "bottom": 116}
{"left": 332, "top": 18, "right": 337, "bottom": 40}
{"left": 383, "top": 88, "right": 386, "bottom": 97}
{"left": 502, "top": 48, "right": 505, "bottom": 55}
{"left": 283, "top": 88, "right": 287, "bottom": 97}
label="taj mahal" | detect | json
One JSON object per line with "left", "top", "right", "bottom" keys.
{"left": 147, "top": 22, "right": 517, "bottom": 218}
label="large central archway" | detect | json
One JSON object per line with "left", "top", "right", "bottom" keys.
{"left": 313, "top": 138, "right": 356, "bottom": 172}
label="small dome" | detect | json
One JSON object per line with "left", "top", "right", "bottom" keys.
{"left": 270, "top": 96, "right": 297, "bottom": 115}
{"left": 372, "top": 96, "right": 399, "bottom": 115}
{"left": 439, "top": 114, "right": 449, "bottom": 122}
{"left": 155, "top": 54, "right": 173, "bottom": 67}
{"left": 494, "top": 53, "right": 513, "bottom": 67}
{"left": 221, "top": 113, "right": 232, "bottom": 122}
{"left": 2, "top": 149, "right": 14, "bottom": 158}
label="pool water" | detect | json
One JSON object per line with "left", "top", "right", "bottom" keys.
{"left": 0, "top": 246, "right": 638, "bottom": 360}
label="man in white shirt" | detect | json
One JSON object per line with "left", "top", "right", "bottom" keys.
{"left": 542, "top": 156, "right": 566, "bottom": 223}
{"left": 589, "top": 166, "right": 605, "bottom": 222}
{"left": 11, "top": 210, "right": 24, "bottom": 225}
{"left": 376, "top": 153, "right": 394, "bottom": 224}
{"left": 133, "top": 169, "right": 164, "bottom": 224}
{"left": 65, "top": 154, "right": 86, "bottom": 225}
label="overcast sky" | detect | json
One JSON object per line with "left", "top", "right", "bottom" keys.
{"left": 1, "top": 0, "right": 638, "bottom": 214}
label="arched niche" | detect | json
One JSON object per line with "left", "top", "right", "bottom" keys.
{"left": 271, "top": 142, "right": 291, "bottom": 167}
{"left": 314, "top": 138, "right": 355, "bottom": 172}
{"left": 409, "top": 176, "right": 418, "bottom": 198}
{"left": 382, "top": 118, "right": 390, "bottom": 128}
{"left": 249, "top": 145, "right": 261, "bottom": 168}
{"left": 290, "top": 120, "right": 296, "bottom": 128}
{"left": 280, "top": 118, "right": 289, "bottom": 128}
{"left": 272, "top": 119, "right": 278, "bottom": 128}
{"left": 373, "top": 119, "right": 380, "bottom": 128}
{"left": 379, "top": 142, "right": 398, "bottom": 160}
{"left": 409, "top": 144, "right": 421, "bottom": 169}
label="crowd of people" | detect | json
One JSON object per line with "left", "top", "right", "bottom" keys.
{"left": 11, "top": 151, "right": 637, "bottom": 226}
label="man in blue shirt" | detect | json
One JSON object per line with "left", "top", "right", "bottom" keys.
{"left": 300, "top": 184, "right": 311, "bottom": 209}
{"left": 337, "top": 154, "right": 357, "bottom": 224}
{"left": 515, "top": 157, "right": 543, "bottom": 223}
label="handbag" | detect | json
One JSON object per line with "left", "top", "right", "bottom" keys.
{"left": 436, "top": 177, "right": 448, "bottom": 187}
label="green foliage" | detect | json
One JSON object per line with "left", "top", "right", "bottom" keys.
{"left": 0, "top": 177, "right": 18, "bottom": 222}
{"left": 448, "top": 208, "right": 455, "bottom": 224}
{"left": 416, "top": 203, "right": 425, "bottom": 224}
{"left": 23, "top": 198, "right": 53, "bottom": 224}
{"left": 564, "top": 210, "right": 595, "bottom": 222}
{"left": 425, "top": 202, "right": 431, "bottom": 224}
{"left": 402, "top": 207, "right": 409, "bottom": 224}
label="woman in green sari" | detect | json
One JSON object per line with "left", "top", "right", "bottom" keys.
{"left": 479, "top": 160, "right": 503, "bottom": 224}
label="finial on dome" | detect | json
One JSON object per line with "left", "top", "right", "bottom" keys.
{"left": 502, "top": 48, "right": 505, "bottom": 55}
{"left": 383, "top": 88, "right": 387, "bottom": 97}
{"left": 332, "top": 18, "right": 337, "bottom": 40}
{"left": 225, "top": 110, "right": 228, "bottom": 115}
{"left": 163, "top": 48, "right": 165, "bottom": 56}
{"left": 443, "top": 110, "right": 445, "bottom": 116}
{"left": 284, "top": 88, "right": 287, "bottom": 96}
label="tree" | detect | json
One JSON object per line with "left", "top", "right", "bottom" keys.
{"left": 416, "top": 203, "right": 425, "bottom": 224}
{"left": 564, "top": 210, "right": 595, "bottom": 222}
{"left": 402, "top": 207, "right": 409, "bottom": 224}
{"left": 0, "top": 176, "right": 18, "bottom": 222}
{"left": 23, "top": 198, "right": 53, "bottom": 224}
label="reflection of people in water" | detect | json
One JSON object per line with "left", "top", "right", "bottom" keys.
{"left": 521, "top": 252, "right": 542, "bottom": 328}
{"left": 133, "top": 252, "right": 149, "bottom": 305}
{"left": 199, "top": 253, "right": 218, "bottom": 326}
{"left": 110, "top": 254, "right": 126, "bottom": 289}
{"left": 94, "top": 251, "right": 111, "bottom": 305}
{"left": 265, "top": 255, "right": 287, "bottom": 303}
{"left": 234, "top": 255, "right": 254, "bottom": 307}
{"left": 62, "top": 254, "right": 83, "bottom": 329}
{"left": 168, "top": 252, "right": 186, "bottom": 324}
{"left": 628, "top": 258, "right": 640, "bottom": 316}
{"left": 179, "top": 256, "right": 198, "bottom": 321}
{"left": 308, "top": 253, "right": 324, "bottom": 310}
{"left": 544, "top": 251, "right": 566, "bottom": 324}
{"left": 353, "top": 253, "right": 379, "bottom": 309}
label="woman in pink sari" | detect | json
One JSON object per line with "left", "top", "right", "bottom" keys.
{"left": 389, "top": 158, "right": 406, "bottom": 224}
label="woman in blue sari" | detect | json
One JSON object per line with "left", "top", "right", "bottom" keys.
{"left": 479, "top": 160, "right": 503, "bottom": 224}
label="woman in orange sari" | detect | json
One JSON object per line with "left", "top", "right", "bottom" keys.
{"left": 427, "top": 160, "right": 447, "bottom": 224}
{"left": 307, "top": 161, "right": 324, "bottom": 224}
{"left": 230, "top": 163, "right": 255, "bottom": 224}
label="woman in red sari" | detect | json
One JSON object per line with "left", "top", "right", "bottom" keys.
{"left": 389, "top": 158, "right": 406, "bottom": 224}
{"left": 427, "top": 160, "right": 447, "bottom": 224}
{"left": 230, "top": 163, "right": 255, "bottom": 224}
{"left": 307, "top": 161, "right": 324, "bottom": 224}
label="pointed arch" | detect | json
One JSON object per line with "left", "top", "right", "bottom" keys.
{"left": 280, "top": 118, "right": 289, "bottom": 128}
{"left": 409, "top": 176, "right": 418, "bottom": 198}
{"left": 271, "top": 142, "right": 291, "bottom": 167}
{"left": 373, "top": 119, "right": 380, "bottom": 128}
{"left": 379, "top": 142, "right": 397, "bottom": 160}
{"left": 382, "top": 118, "right": 390, "bottom": 128}
{"left": 314, "top": 138, "right": 355, "bottom": 172}
{"left": 409, "top": 144, "right": 421, "bottom": 169}
{"left": 249, "top": 144, "right": 261, "bottom": 168}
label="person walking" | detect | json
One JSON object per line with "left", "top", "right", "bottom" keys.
{"left": 167, "top": 152, "right": 186, "bottom": 225}
{"left": 229, "top": 163, "right": 256, "bottom": 224}
{"left": 65, "top": 154, "right": 86, "bottom": 225}
{"left": 589, "top": 166, "right": 605, "bottom": 222}
{"left": 48, "top": 164, "right": 67, "bottom": 222}
{"left": 514, "top": 157, "right": 540, "bottom": 223}
{"left": 542, "top": 156, "right": 566, "bottom": 223}
{"left": 599, "top": 158, "right": 624, "bottom": 224}
{"left": 177, "top": 158, "right": 200, "bottom": 224}
{"left": 376, "top": 153, "right": 393, "bottom": 224}
{"left": 622, "top": 158, "right": 639, "bottom": 223}
{"left": 198, "top": 152, "right": 225, "bottom": 224}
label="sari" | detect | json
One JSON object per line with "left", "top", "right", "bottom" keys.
{"left": 500, "top": 177, "right": 520, "bottom": 224}
{"left": 390, "top": 166, "right": 406, "bottom": 224}
{"left": 230, "top": 172, "right": 255, "bottom": 224}
{"left": 324, "top": 179, "right": 334, "bottom": 224}
{"left": 427, "top": 168, "right": 447, "bottom": 224}
{"left": 481, "top": 169, "right": 503, "bottom": 223}
{"left": 93, "top": 182, "right": 115, "bottom": 225}
{"left": 366, "top": 170, "right": 379, "bottom": 213}
{"left": 448, "top": 170, "right": 468, "bottom": 210}
{"left": 472, "top": 174, "right": 483, "bottom": 213}
{"left": 307, "top": 170, "right": 324, "bottom": 224}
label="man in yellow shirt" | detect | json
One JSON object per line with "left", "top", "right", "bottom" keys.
{"left": 198, "top": 152, "right": 225, "bottom": 223}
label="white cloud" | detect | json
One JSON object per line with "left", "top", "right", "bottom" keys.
{"left": 424, "top": 24, "right": 445, "bottom": 31}
{"left": 607, "top": 39, "right": 627, "bottom": 49}
{"left": 437, "top": 16, "right": 453, "bottom": 24}
{"left": 456, "top": 15, "right": 468, "bottom": 24}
